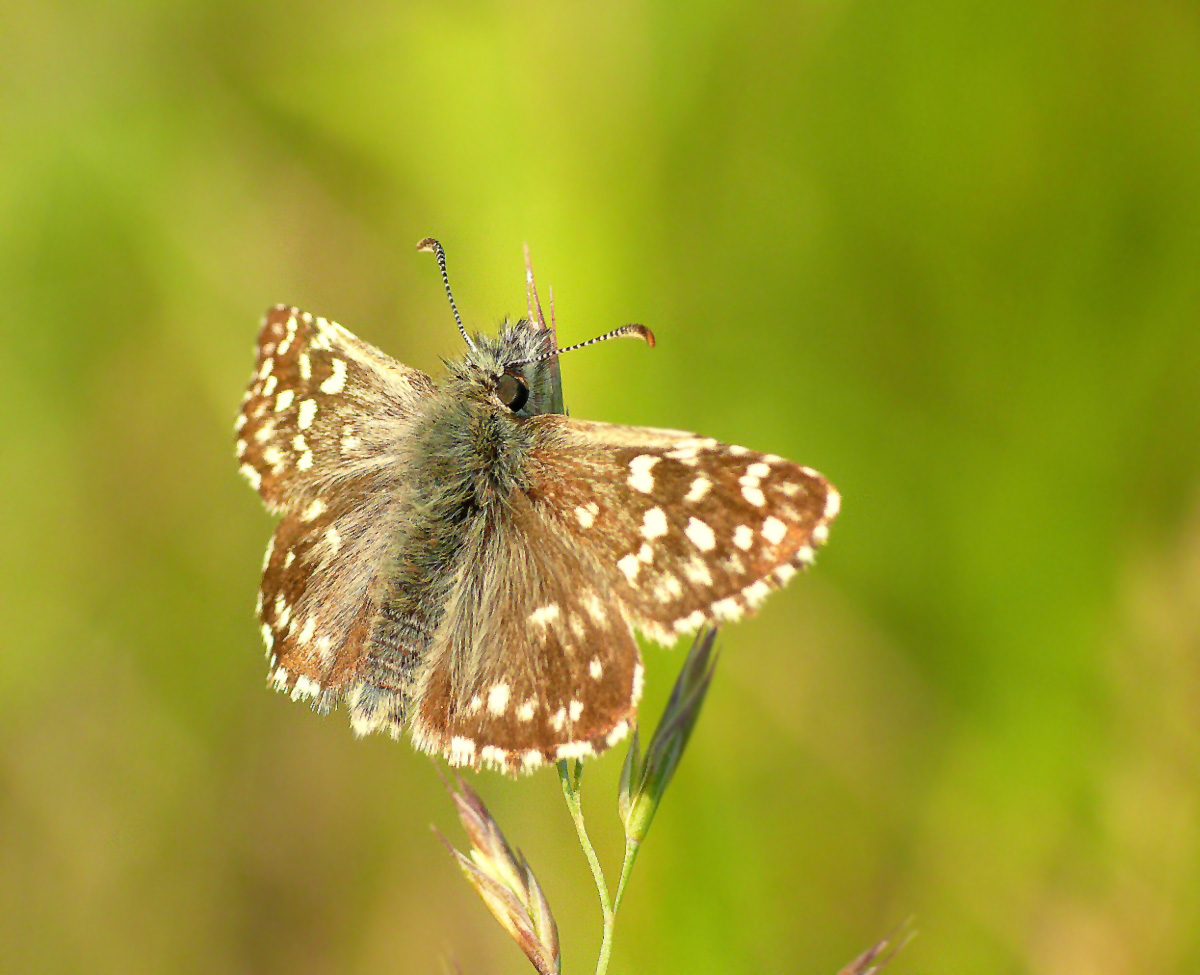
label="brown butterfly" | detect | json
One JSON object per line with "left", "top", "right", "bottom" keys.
{"left": 236, "top": 240, "right": 839, "bottom": 773}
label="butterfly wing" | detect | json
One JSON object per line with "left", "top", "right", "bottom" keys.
{"left": 405, "top": 414, "right": 839, "bottom": 773}
{"left": 408, "top": 489, "right": 644, "bottom": 773}
{"left": 238, "top": 306, "right": 435, "bottom": 706}
{"left": 532, "top": 417, "right": 840, "bottom": 640}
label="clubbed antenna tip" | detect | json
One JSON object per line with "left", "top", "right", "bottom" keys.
{"left": 417, "top": 236, "right": 476, "bottom": 352}
{"left": 510, "top": 322, "right": 656, "bottom": 367}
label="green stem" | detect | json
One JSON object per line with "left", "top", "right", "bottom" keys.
{"left": 612, "top": 838, "right": 641, "bottom": 916}
{"left": 557, "top": 760, "right": 617, "bottom": 975}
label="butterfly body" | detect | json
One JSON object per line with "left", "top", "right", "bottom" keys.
{"left": 237, "top": 295, "right": 838, "bottom": 774}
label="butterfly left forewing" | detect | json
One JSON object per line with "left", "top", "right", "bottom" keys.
{"left": 237, "top": 304, "right": 435, "bottom": 512}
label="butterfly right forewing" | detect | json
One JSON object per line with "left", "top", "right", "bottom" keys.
{"left": 528, "top": 417, "right": 840, "bottom": 641}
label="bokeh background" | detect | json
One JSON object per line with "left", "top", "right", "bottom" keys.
{"left": 3, "top": 1, "right": 1199, "bottom": 972}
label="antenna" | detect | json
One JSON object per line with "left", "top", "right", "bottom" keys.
{"left": 509, "top": 322, "right": 656, "bottom": 367}
{"left": 417, "top": 237, "right": 476, "bottom": 351}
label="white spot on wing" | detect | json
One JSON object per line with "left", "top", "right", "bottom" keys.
{"left": 575, "top": 501, "right": 599, "bottom": 528}
{"left": 292, "top": 675, "right": 321, "bottom": 702}
{"left": 685, "top": 517, "right": 716, "bottom": 551}
{"left": 762, "top": 516, "right": 787, "bottom": 545}
{"left": 733, "top": 525, "right": 754, "bottom": 551}
{"left": 589, "top": 658, "right": 603, "bottom": 679}
{"left": 632, "top": 662, "right": 645, "bottom": 703}
{"left": 556, "top": 742, "right": 595, "bottom": 760}
{"left": 627, "top": 455, "right": 660, "bottom": 493}
{"left": 487, "top": 683, "right": 511, "bottom": 715}
{"left": 320, "top": 358, "right": 348, "bottom": 394}
{"left": 569, "top": 700, "right": 584, "bottom": 722}
{"left": 654, "top": 574, "right": 684, "bottom": 600}
{"left": 684, "top": 476, "right": 711, "bottom": 502}
{"left": 324, "top": 526, "right": 341, "bottom": 554}
{"left": 262, "top": 445, "right": 285, "bottom": 471}
{"left": 297, "top": 399, "right": 318, "bottom": 429}
{"left": 517, "top": 700, "right": 537, "bottom": 721}
{"left": 584, "top": 592, "right": 606, "bottom": 622}
{"left": 448, "top": 737, "right": 476, "bottom": 765}
{"left": 301, "top": 498, "right": 327, "bottom": 522}
{"left": 824, "top": 488, "right": 841, "bottom": 519}
{"left": 741, "top": 485, "right": 766, "bottom": 506}
{"left": 529, "top": 604, "right": 560, "bottom": 627}
{"left": 641, "top": 507, "right": 669, "bottom": 539}
{"left": 606, "top": 720, "right": 630, "bottom": 747}
{"left": 712, "top": 597, "right": 743, "bottom": 621}
{"left": 239, "top": 464, "right": 262, "bottom": 490}
{"left": 744, "top": 580, "right": 772, "bottom": 606}
{"left": 618, "top": 554, "right": 641, "bottom": 584}
{"left": 480, "top": 745, "right": 508, "bottom": 769}
{"left": 684, "top": 556, "right": 713, "bottom": 586}
{"left": 274, "top": 389, "right": 294, "bottom": 412}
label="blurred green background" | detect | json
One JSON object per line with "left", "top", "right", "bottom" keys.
{"left": 3, "top": 1, "right": 1199, "bottom": 972}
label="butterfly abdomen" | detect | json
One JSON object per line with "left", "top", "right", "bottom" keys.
{"left": 361, "top": 384, "right": 538, "bottom": 694}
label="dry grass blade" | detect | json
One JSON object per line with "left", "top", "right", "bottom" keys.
{"left": 438, "top": 778, "right": 561, "bottom": 975}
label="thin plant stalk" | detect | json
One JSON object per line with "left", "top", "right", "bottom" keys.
{"left": 558, "top": 759, "right": 622, "bottom": 975}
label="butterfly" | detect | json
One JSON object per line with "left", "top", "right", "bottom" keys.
{"left": 235, "top": 239, "right": 839, "bottom": 774}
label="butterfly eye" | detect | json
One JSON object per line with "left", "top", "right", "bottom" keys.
{"left": 496, "top": 372, "right": 529, "bottom": 412}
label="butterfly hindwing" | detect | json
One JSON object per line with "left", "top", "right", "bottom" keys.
{"left": 408, "top": 491, "right": 642, "bottom": 773}
{"left": 258, "top": 487, "right": 398, "bottom": 710}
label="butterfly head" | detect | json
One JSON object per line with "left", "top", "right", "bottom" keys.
{"left": 421, "top": 237, "right": 655, "bottom": 420}
{"left": 450, "top": 320, "right": 564, "bottom": 418}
